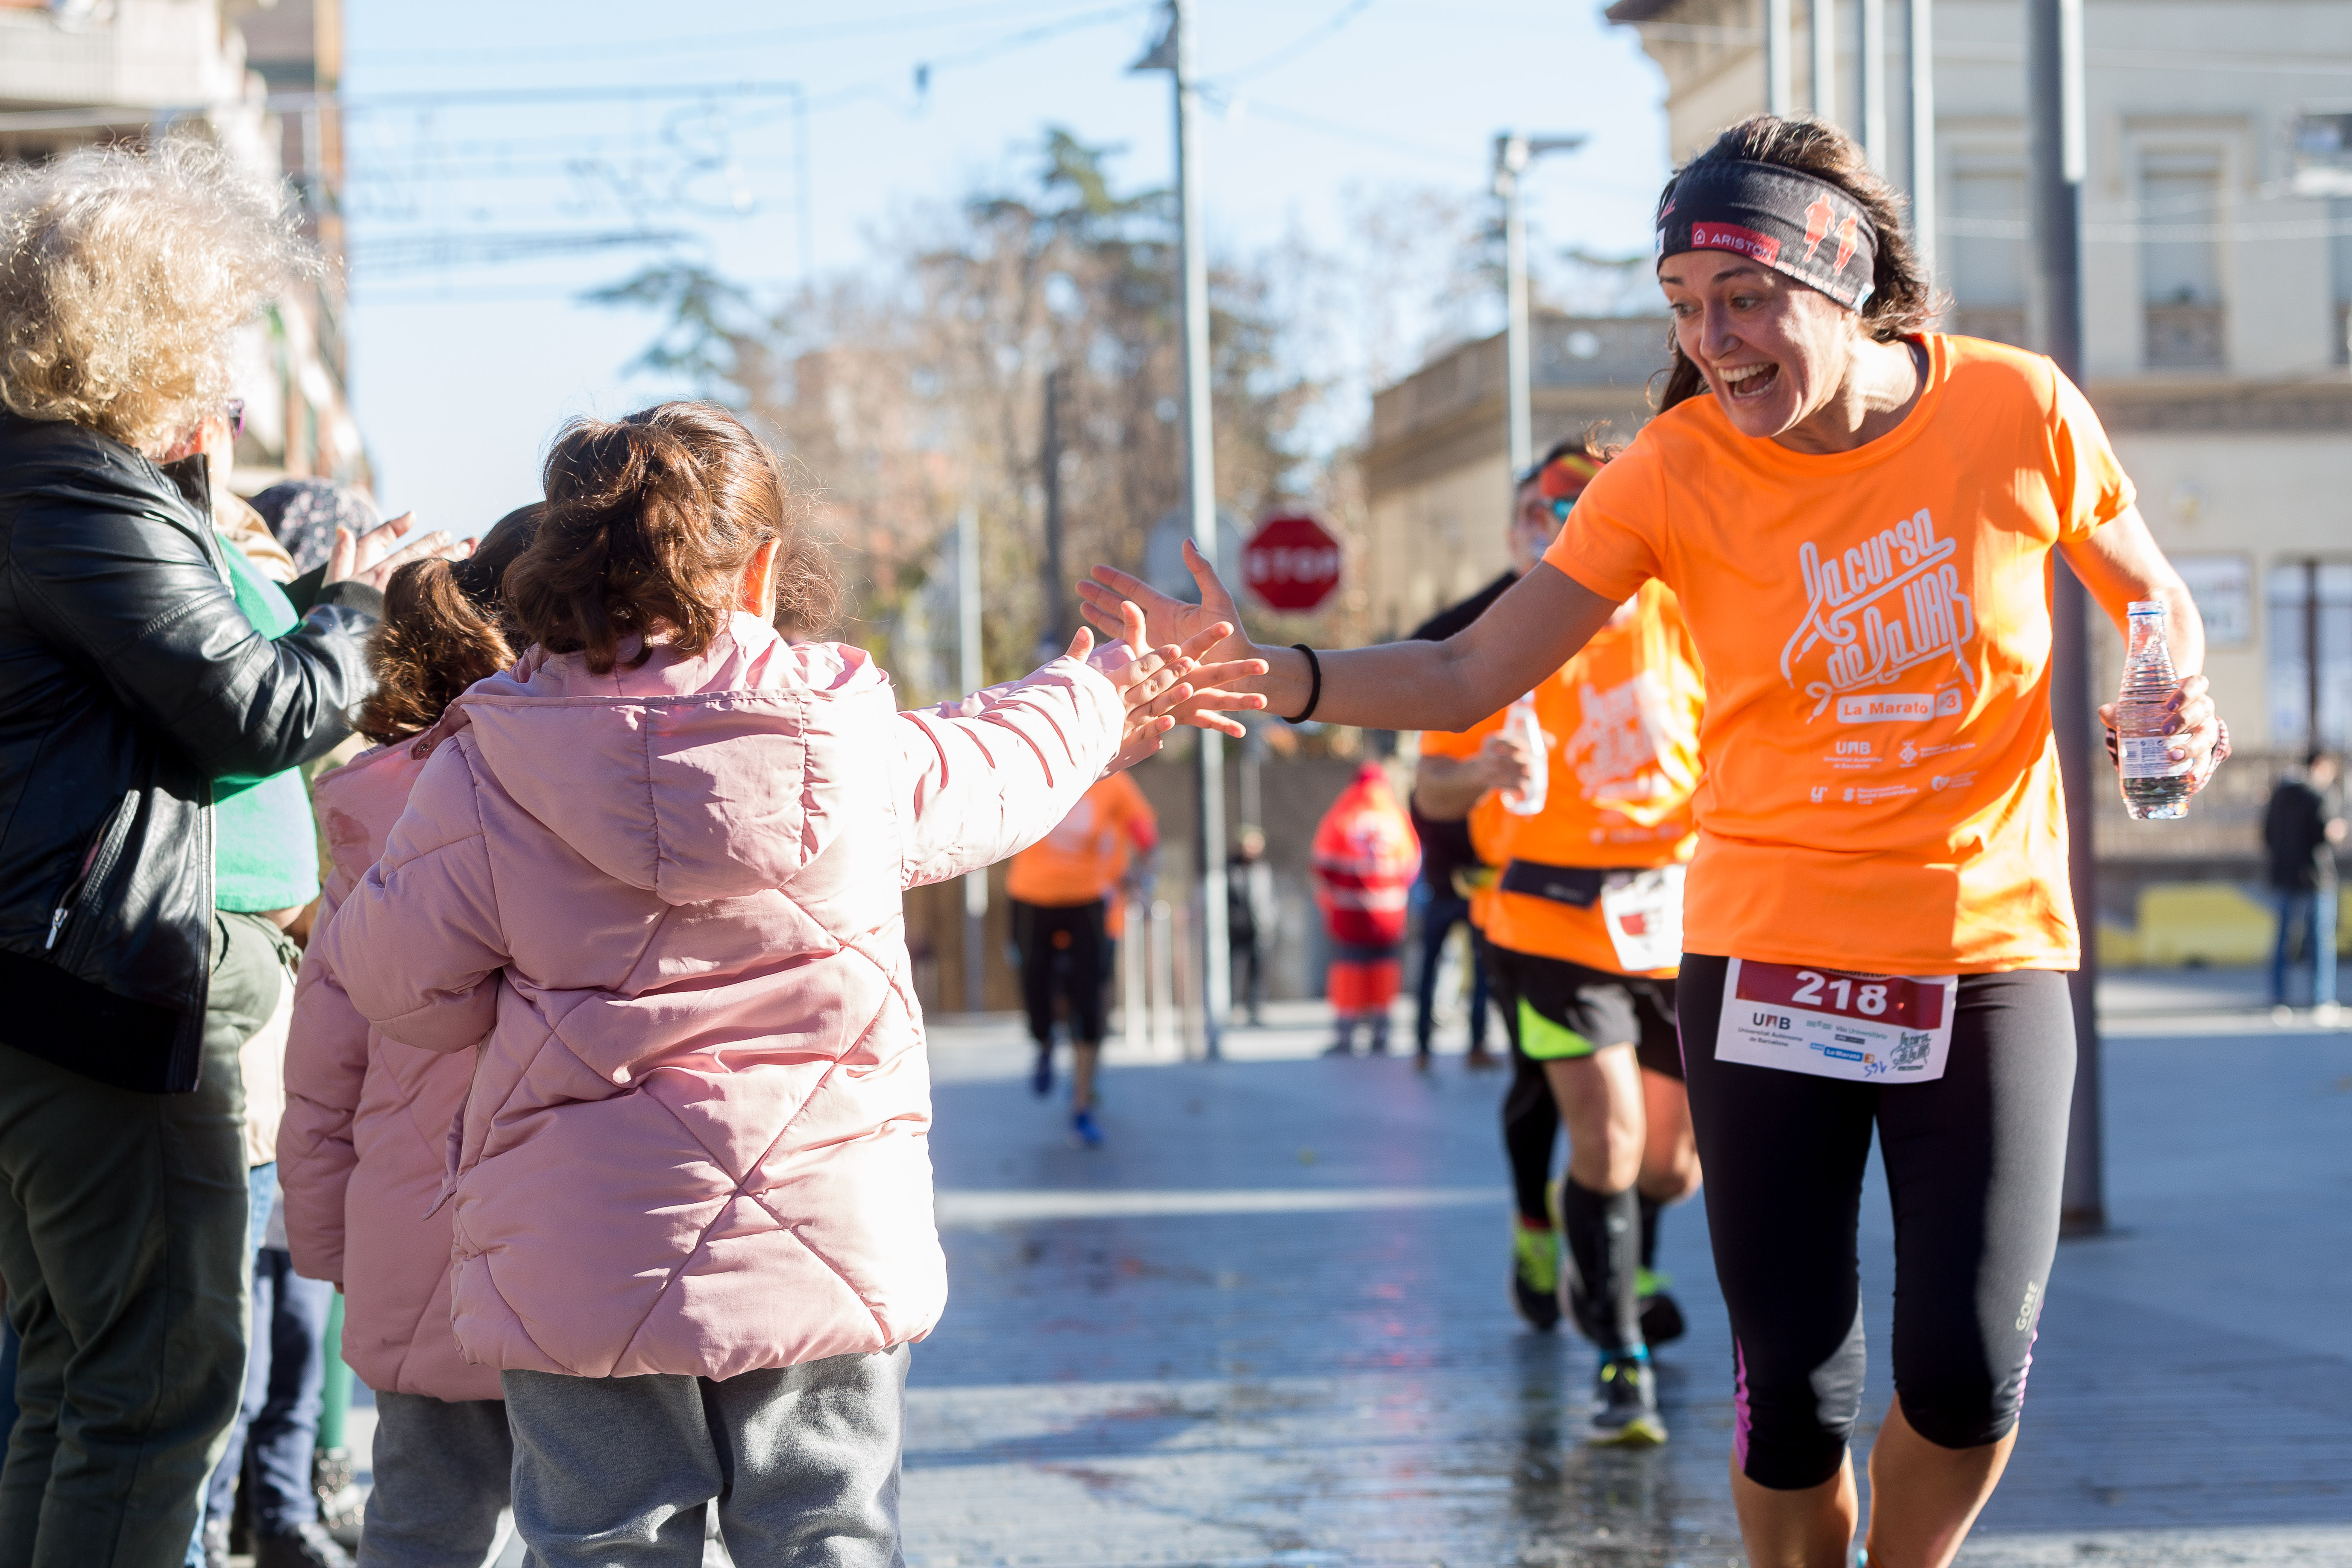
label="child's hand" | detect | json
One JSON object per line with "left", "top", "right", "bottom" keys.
{"left": 1072, "top": 600, "right": 1216, "bottom": 773}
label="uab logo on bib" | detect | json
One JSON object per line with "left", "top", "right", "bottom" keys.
{"left": 1780, "top": 507, "right": 1977, "bottom": 722}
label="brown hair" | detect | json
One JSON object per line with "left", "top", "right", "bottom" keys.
{"left": 355, "top": 505, "right": 544, "bottom": 743}
{"left": 1653, "top": 115, "right": 1936, "bottom": 413}
{"left": 505, "top": 402, "right": 838, "bottom": 674}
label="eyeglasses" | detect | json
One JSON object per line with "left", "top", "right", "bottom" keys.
{"left": 225, "top": 399, "right": 245, "bottom": 438}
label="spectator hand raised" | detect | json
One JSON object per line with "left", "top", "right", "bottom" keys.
{"left": 325, "top": 511, "right": 472, "bottom": 592}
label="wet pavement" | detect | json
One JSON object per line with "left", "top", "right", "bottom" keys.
{"left": 904, "top": 987, "right": 2352, "bottom": 1566}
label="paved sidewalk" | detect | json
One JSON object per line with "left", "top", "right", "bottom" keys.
{"left": 905, "top": 991, "right": 2352, "bottom": 1566}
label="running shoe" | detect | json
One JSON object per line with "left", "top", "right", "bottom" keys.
{"left": 1069, "top": 1108, "right": 1104, "bottom": 1148}
{"left": 1637, "top": 1267, "right": 1686, "bottom": 1348}
{"left": 1030, "top": 1046, "right": 1053, "bottom": 1098}
{"left": 1589, "top": 1351, "right": 1667, "bottom": 1447}
{"left": 1510, "top": 1219, "right": 1562, "bottom": 1331}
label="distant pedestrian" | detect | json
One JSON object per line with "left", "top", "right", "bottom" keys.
{"left": 317, "top": 402, "right": 1252, "bottom": 1567}
{"left": 279, "top": 506, "right": 546, "bottom": 1568}
{"left": 2264, "top": 751, "right": 2343, "bottom": 1019}
{"left": 1227, "top": 826, "right": 1277, "bottom": 1026}
{"left": 1006, "top": 771, "right": 1160, "bottom": 1146}
{"left": 0, "top": 139, "right": 450, "bottom": 1567}
{"left": 1312, "top": 764, "right": 1421, "bottom": 1055}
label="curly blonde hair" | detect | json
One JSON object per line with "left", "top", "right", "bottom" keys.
{"left": 0, "top": 138, "right": 315, "bottom": 454}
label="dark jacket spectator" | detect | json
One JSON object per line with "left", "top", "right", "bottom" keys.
{"left": 0, "top": 139, "right": 445, "bottom": 1568}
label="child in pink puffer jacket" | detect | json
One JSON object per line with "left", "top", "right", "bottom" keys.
{"left": 279, "top": 504, "right": 542, "bottom": 1567}
{"left": 317, "top": 403, "right": 1255, "bottom": 1567}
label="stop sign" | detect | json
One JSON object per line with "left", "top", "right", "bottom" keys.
{"left": 1241, "top": 514, "right": 1341, "bottom": 612}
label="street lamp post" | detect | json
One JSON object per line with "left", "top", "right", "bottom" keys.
{"left": 1137, "top": 0, "right": 1229, "bottom": 1056}
{"left": 1764, "top": 0, "right": 1794, "bottom": 117}
{"left": 958, "top": 500, "right": 987, "bottom": 1017}
{"left": 1493, "top": 131, "right": 1586, "bottom": 478}
{"left": 2027, "top": 0, "right": 2104, "bottom": 1234}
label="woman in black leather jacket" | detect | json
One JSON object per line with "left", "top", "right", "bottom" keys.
{"left": 0, "top": 140, "right": 457, "bottom": 1567}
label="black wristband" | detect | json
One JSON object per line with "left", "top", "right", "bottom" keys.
{"left": 1284, "top": 644, "right": 1322, "bottom": 725}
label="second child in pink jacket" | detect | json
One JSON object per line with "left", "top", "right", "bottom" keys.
{"left": 279, "top": 505, "right": 542, "bottom": 1568}
{"left": 317, "top": 404, "right": 1253, "bottom": 1568}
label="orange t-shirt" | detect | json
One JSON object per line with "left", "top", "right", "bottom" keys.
{"left": 1475, "top": 582, "right": 1705, "bottom": 975}
{"left": 1543, "top": 334, "right": 2131, "bottom": 974}
{"left": 1005, "top": 771, "right": 1160, "bottom": 908}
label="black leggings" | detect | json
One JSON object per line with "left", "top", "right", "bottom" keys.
{"left": 1011, "top": 898, "right": 1108, "bottom": 1048}
{"left": 1675, "top": 955, "right": 2074, "bottom": 1490}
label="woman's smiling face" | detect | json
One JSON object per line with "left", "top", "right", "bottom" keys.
{"left": 1657, "top": 250, "right": 1860, "bottom": 441}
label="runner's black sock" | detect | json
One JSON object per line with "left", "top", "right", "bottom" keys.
{"left": 1501, "top": 1058, "right": 1560, "bottom": 1224}
{"left": 1563, "top": 1178, "right": 1642, "bottom": 1355}
{"left": 1639, "top": 1192, "right": 1662, "bottom": 1275}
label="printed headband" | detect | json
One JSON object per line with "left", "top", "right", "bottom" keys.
{"left": 1537, "top": 451, "right": 1602, "bottom": 500}
{"left": 1515, "top": 449, "right": 1603, "bottom": 495}
{"left": 1655, "top": 159, "right": 1878, "bottom": 311}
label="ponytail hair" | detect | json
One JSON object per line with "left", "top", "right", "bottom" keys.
{"left": 354, "top": 504, "right": 543, "bottom": 744}
{"left": 1653, "top": 115, "right": 1936, "bottom": 414}
{"left": 506, "top": 401, "right": 835, "bottom": 674}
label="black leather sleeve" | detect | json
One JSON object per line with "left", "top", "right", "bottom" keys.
{"left": 285, "top": 560, "right": 383, "bottom": 620}
{"left": 10, "top": 471, "right": 377, "bottom": 783}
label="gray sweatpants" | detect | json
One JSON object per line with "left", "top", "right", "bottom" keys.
{"left": 360, "top": 1393, "right": 511, "bottom": 1568}
{"left": 502, "top": 1346, "right": 907, "bottom": 1568}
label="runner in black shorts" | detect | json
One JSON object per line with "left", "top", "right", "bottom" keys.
{"left": 1084, "top": 114, "right": 2229, "bottom": 1567}
{"left": 1412, "top": 520, "right": 1708, "bottom": 1448}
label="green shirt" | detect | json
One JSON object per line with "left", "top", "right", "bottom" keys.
{"left": 212, "top": 537, "right": 323, "bottom": 913}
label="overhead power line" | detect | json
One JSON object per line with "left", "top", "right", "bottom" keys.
{"left": 1204, "top": 0, "right": 1375, "bottom": 87}
{"left": 359, "top": 0, "right": 1123, "bottom": 67}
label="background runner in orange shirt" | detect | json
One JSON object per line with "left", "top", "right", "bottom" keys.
{"left": 1419, "top": 480, "right": 1707, "bottom": 1446}
{"left": 1006, "top": 770, "right": 1158, "bottom": 1147}
{"left": 1085, "top": 115, "right": 2229, "bottom": 1568}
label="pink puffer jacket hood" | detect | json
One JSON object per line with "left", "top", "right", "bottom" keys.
{"left": 321, "top": 613, "right": 1120, "bottom": 1379}
{"left": 279, "top": 742, "right": 501, "bottom": 1401}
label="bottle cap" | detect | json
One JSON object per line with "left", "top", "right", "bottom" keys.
{"left": 2127, "top": 599, "right": 2166, "bottom": 617}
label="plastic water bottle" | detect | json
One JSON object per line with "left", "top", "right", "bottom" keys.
{"left": 2116, "top": 600, "right": 2192, "bottom": 821}
{"left": 1499, "top": 693, "right": 1548, "bottom": 817}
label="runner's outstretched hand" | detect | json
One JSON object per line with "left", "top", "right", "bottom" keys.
{"left": 1077, "top": 540, "right": 1271, "bottom": 734}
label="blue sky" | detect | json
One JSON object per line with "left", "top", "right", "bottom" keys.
{"left": 340, "top": 1, "right": 1671, "bottom": 531}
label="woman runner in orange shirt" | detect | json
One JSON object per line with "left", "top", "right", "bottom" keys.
{"left": 1086, "top": 116, "right": 2226, "bottom": 1568}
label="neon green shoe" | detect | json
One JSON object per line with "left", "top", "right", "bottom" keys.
{"left": 1590, "top": 1351, "right": 1668, "bottom": 1446}
{"left": 1511, "top": 1219, "right": 1562, "bottom": 1331}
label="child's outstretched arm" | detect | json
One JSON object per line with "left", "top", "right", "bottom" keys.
{"left": 318, "top": 741, "right": 513, "bottom": 1053}
{"left": 892, "top": 609, "right": 1260, "bottom": 890}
